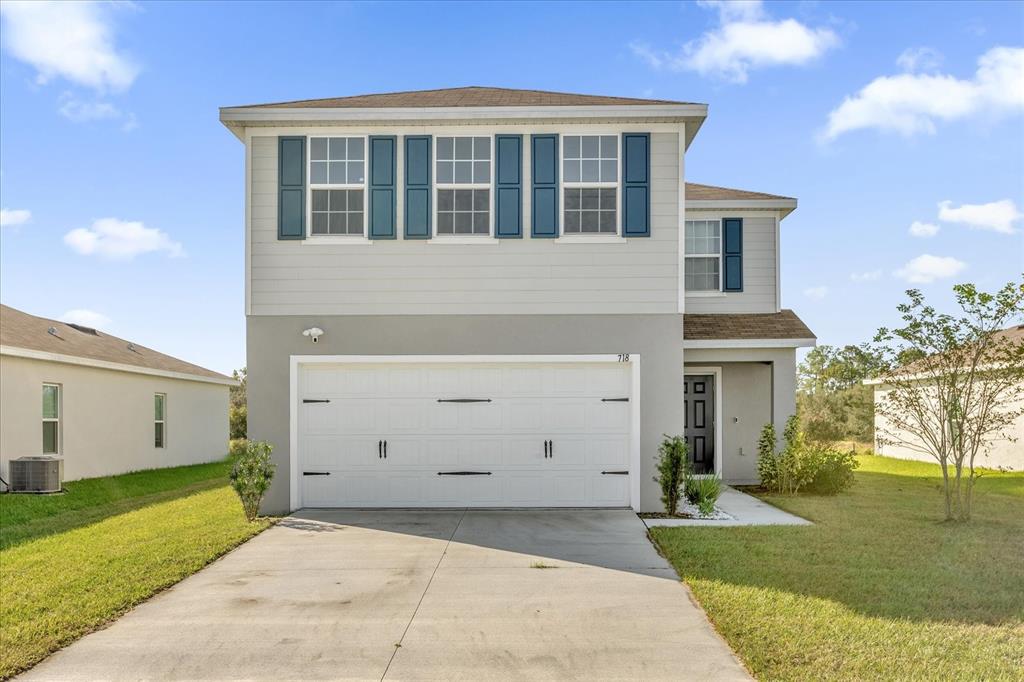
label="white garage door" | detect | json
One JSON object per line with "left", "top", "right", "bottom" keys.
{"left": 297, "top": 360, "right": 633, "bottom": 508}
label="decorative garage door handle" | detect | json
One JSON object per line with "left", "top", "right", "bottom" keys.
{"left": 303, "top": 399, "right": 330, "bottom": 403}
{"left": 601, "top": 397, "right": 629, "bottom": 402}
{"left": 601, "top": 471, "right": 629, "bottom": 475}
{"left": 437, "top": 471, "right": 493, "bottom": 476}
{"left": 303, "top": 471, "right": 331, "bottom": 476}
{"left": 437, "top": 398, "right": 492, "bottom": 403}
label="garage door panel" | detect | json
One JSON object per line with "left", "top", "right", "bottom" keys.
{"left": 298, "top": 361, "right": 633, "bottom": 508}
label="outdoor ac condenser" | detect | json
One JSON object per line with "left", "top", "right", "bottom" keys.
{"left": 9, "top": 456, "right": 64, "bottom": 493}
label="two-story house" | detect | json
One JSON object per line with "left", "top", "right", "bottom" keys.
{"left": 220, "top": 86, "right": 815, "bottom": 513}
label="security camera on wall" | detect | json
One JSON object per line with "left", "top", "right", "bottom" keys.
{"left": 302, "top": 327, "right": 324, "bottom": 343}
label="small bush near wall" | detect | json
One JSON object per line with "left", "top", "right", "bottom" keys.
{"left": 757, "top": 417, "right": 858, "bottom": 495}
{"left": 655, "top": 435, "right": 689, "bottom": 516}
{"left": 686, "top": 475, "right": 723, "bottom": 516}
{"left": 228, "top": 438, "right": 248, "bottom": 459}
{"left": 229, "top": 441, "right": 276, "bottom": 521}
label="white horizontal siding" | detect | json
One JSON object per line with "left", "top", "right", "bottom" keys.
{"left": 248, "top": 131, "right": 680, "bottom": 316}
{"left": 684, "top": 212, "right": 778, "bottom": 314}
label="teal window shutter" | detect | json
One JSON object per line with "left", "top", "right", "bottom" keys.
{"left": 621, "top": 133, "right": 650, "bottom": 237}
{"left": 369, "top": 136, "right": 396, "bottom": 239}
{"left": 404, "top": 135, "right": 431, "bottom": 239}
{"left": 495, "top": 135, "right": 522, "bottom": 238}
{"left": 723, "top": 218, "right": 743, "bottom": 291}
{"left": 531, "top": 134, "right": 558, "bottom": 238}
{"left": 278, "top": 136, "right": 305, "bottom": 240}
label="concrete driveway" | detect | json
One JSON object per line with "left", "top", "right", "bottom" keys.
{"left": 21, "top": 510, "right": 750, "bottom": 681}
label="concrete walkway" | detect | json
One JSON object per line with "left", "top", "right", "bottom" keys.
{"left": 21, "top": 509, "right": 750, "bottom": 681}
{"left": 642, "top": 486, "right": 813, "bottom": 527}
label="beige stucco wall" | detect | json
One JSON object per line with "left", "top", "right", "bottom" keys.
{"left": 0, "top": 355, "right": 230, "bottom": 483}
{"left": 685, "top": 346, "right": 798, "bottom": 484}
{"left": 874, "top": 384, "right": 1023, "bottom": 471}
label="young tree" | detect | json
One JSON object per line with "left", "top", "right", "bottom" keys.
{"left": 229, "top": 367, "right": 247, "bottom": 440}
{"left": 873, "top": 279, "right": 1024, "bottom": 521}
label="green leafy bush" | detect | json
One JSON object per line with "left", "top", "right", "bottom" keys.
{"left": 804, "top": 447, "right": 859, "bottom": 494}
{"left": 655, "top": 435, "right": 689, "bottom": 515}
{"left": 757, "top": 417, "right": 858, "bottom": 495}
{"left": 229, "top": 440, "right": 276, "bottom": 521}
{"left": 228, "top": 438, "right": 248, "bottom": 459}
{"left": 688, "top": 475, "right": 722, "bottom": 516}
{"left": 229, "top": 404, "right": 247, "bottom": 440}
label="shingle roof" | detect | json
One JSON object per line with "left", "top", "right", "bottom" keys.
{"left": 684, "top": 310, "right": 816, "bottom": 341}
{"left": 234, "top": 86, "right": 699, "bottom": 109}
{"left": 0, "top": 305, "right": 232, "bottom": 383}
{"left": 686, "top": 182, "right": 796, "bottom": 202}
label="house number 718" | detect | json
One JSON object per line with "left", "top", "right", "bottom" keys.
{"left": 617, "top": 354, "right": 630, "bottom": 362}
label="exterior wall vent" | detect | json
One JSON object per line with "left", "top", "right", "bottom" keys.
{"left": 67, "top": 323, "right": 99, "bottom": 335}
{"left": 9, "top": 456, "right": 64, "bottom": 493}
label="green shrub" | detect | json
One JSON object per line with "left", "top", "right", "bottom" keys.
{"left": 229, "top": 440, "right": 276, "bottom": 521}
{"left": 757, "top": 418, "right": 858, "bottom": 495}
{"left": 689, "top": 475, "right": 722, "bottom": 516}
{"left": 804, "top": 446, "right": 859, "bottom": 494}
{"left": 655, "top": 435, "right": 689, "bottom": 516}
{"left": 757, "top": 422, "right": 779, "bottom": 491}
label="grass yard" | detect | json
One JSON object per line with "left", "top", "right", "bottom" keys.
{"left": 650, "top": 455, "right": 1024, "bottom": 681}
{"left": 0, "top": 460, "right": 271, "bottom": 679}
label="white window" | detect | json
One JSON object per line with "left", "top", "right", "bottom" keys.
{"left": 685, "top": 219, "right": 722, "bottom": 291}
{"left": 42, "top": 383, "right": 60, "bottom": 454}
{"left": 562, "top": 135, "right": 618, "bottom": 234}
{"left": 309, "top": 136, "right": 366, "bottom": 236}
{"left": 154, "top": 393, "right": 166, "bottom": 448}
{"left": 436, "top": 136, "right": 491, "bottom": 236}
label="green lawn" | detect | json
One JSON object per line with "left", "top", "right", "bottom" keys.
{"left": 0, "top": 461, "right": 272, "bottom": 679}
{"left": 650, "top": 455, "right": 1024, "bottom": 681}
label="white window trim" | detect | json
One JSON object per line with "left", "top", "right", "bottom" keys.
{"left": 433, "top": 134, "right": 494, "bottom": 239}
{"left": 154, "top": 393, "right": 167, "bottom": 449}
{"left": 684, "top": 219, "right": 723, "bottom": 293}
{"left": 42, "top": 383, "right": 61, "bottom": 455}
{"left": 560, "top": 134, "right": 621, "bottom": 238}
{"left": 306, "top": 134, "right": 369, "bottom": 240}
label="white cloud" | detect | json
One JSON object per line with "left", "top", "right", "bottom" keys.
{"left": 822, "top": 46, "right": 1024, "bottom": 140}
{"left": 60, "top": 309, "right": 111, "bottom": 329}
{"left": 64, "top": 218, "right": 184, "bottom": 260}
{"left": 803, "top": 285, "right": 829, "bottom": 300}
{"left": 58, "top": 93, "right": 122, "bottom": 122}
{"left": 938, "top": 199, "right": 1021, "bottom": 235}
{"left": 0, "top": 208, "right": 31, "bottom": 227}
{"left": 850, "top": 270, "right": 882, "bottom": 282}
{"left": 896, "top": 47, "right": 943, "bottom": 73}
{"left": 631, "top": 0, "right": 839, "bottom": 84}
{"left": 894, "top": 254, "right": 967, "bottom": 284}
{"left": 0, "top": 1, "right": 139, "bottom": 92}
{"left": 908, "top": 220, "right": 940, "bottom": 238}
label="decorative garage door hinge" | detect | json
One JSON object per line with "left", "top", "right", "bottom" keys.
{"left": 437, "top": 471, "right": 493, "bottom": 476}
{"left": 601, "top": 397, "right": 630, "bottom": 402}
{"left": 601, "top": 470, "right": 629, "bottom": 475}
{"left": 303, "top": 471, "right": 331, "bottom": 476}
{"left": 437, "top": 398, "right": 492, "bottom": 403}
{"left": 302, "top": 399, "right": 330, "bottom": 403}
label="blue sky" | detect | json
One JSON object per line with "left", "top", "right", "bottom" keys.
{"left": 1, "top": 0, "right": 1022, "bottom": 375}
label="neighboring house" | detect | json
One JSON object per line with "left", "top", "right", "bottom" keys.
{"left": 219, "top": 86, "right": 815, "bottom": 513}
{"left": 870, "top": 324, "right": 1024, "bottom": 471}
{"left": 0, "top": 305, "right": 236, "bottom": 484}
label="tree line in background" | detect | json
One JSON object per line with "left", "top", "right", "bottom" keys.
{"left": 230, "top": 367, "right": 246, "bottom": 440}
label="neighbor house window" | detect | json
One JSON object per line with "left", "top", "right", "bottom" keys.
{"left": 309, "top": 136, "right": 366, "bottom": 236}
{"left": 436, "top": 136, "right": 491, "bottom": 235}
{"left": 42, "top": 384, "right": 60, "bottom": 454}
{"left": 684, "top": 219, "right": 721, "bottom": 291}
{"left": 154, "top": 393, "right": 166, "bottom": 448}
{"left": 562, "top": 135, "right": 618, "bottom": 235}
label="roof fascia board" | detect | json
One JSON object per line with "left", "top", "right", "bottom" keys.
{"left": 683, "top": 338, "right": 817, "bottom": 349}
{"left": 0, "top": 345, "right": 238, "bottom": 386}
{"left": 687, "top": 198, "right": 797, "bottom": 218}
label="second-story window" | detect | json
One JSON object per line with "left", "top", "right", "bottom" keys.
{"left": 436, "top": 136, "right": 491, "bottom": 236}
{"left": 563, "top": 135, "right": 618, "bottom": 235}
{"left": 684, "top": 219, "right": 721, "bottom": 291}
{"left": 309, "top": 137, "right": 365, "bottom": 236}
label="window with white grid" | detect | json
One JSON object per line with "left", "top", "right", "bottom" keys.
{"left": 436, "top": 136, "right": 491, "bottom": 236}
{"left": 309, "top": 136, "right": 366, "bottom": 236}
{"left": 562, "top": 135, "right": 618, "bottom": 234}
{"left": 684, "top": 219, "right": 722, "bottom": 291}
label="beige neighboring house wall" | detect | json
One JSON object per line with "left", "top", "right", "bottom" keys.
{"left": 873, "top": 383, "right": 1024, "bottom": 471}
{"left": 0, "top": 305, "right": 236, "bottom": 484}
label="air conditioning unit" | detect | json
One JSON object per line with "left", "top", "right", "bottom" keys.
{"left": 9, "top": 456, "right": 64, "bottom": 493}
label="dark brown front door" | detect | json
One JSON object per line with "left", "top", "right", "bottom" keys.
{"left": 684, "top": 375, "right": 715, "bottom": 474}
